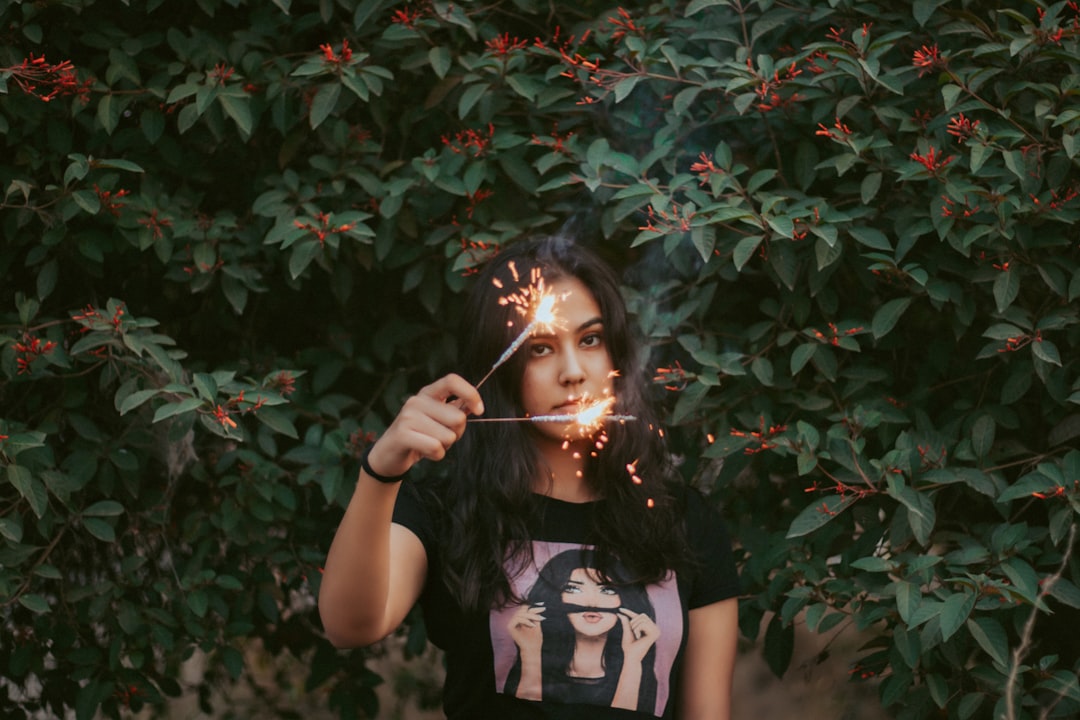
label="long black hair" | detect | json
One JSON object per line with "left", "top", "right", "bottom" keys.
{"left": 504, "top": 548, "right": 659, "bottom": 712}
{"left": 435, "top": 236, "right": 691, "bottom": 611}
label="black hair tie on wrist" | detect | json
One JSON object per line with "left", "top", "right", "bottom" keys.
{"left": 361, "top": 449, "right": 406, "bottom": 484}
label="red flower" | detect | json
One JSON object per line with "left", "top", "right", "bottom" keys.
{"left": 912, "top": 44, "right": 946, "bottom": 77}
{"left": 910, "top": 146, "right": 955, "bottom": 176}
{"left": 137, "top": 209, "right": 173, "bottom": 241}
{"left": 946, "top": 113, "right": 980, "bottom": 142}
{"left": 14, "top": 334, "right": 57, "bottom": 375}
{"left": 320, "top": 40, "right": 353, "bottom": 66}
{"left": 208, "top": 63, "right": 235, "bottom": 86}
{"left": 391, "top": 6, "right": 424, "bottom": 28}
{"left": 4, "top": 54, "right": 93, "bottom": 104}
{"left": 690, "top": 152, "right": 722, "bottom": 186}
{"left": 485, "top": 33, "right": 527, "bottom": 57}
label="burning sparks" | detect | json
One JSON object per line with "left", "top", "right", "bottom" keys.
{"left": 468, "top": 395, "right": 635, "bottom": 432}
{"left": 475, "top": 268, "right": 560, "bottom": 388}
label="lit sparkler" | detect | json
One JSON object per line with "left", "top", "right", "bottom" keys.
{"left": 468, "top": 396, "right": 636, "bottom": 434}
{"left": 475, "top": 267, "right": 560, "bottom": 389}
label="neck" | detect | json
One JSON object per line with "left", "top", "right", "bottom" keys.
{"left": 532, "top": 434, "right": 598, "bottom": 503}
{"left": 568, "top": 635, "right": 607, "bottom": 677}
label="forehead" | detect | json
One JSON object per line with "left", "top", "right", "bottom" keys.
{"left": 548, "top": 276, "right": 601, "bottom": 321}
{"left": 567, "top": 567, "right": 606, "bottom": 585}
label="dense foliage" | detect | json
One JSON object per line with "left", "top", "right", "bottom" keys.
{"left": 2, "top": 0, "right": 1078, "bottom": 718}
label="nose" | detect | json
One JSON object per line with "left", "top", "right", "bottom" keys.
{"left": 559, "top": 346, "right": 586, "bottom": 386}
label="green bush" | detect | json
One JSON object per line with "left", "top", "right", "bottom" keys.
{"left": 1, "top": 0, "right": 1078, "bottom": 718}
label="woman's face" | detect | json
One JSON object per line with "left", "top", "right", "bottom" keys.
{"left": 519, "top": 275, "right": 615, "bottom": 444}
{"left": 561, "top": 567, "right": 621, "bottom": 637}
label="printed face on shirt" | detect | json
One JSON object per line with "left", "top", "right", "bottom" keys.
{"left": 519, "top": 276, "right": 615, "bottom": 444}
{"left": 491, "top": 543, "right": 682, "bottom": 717}
{"left": 562, "top": 568, "right": 621, "bottom": 637}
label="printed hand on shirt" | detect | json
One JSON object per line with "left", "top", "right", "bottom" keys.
{"left": 508, "top": 602, "right": 546, "bottom": 653}
{"left": 508, "top": 603, "right": 546, "bottom": 700}
{"left": 618, "top": 608, "right": 659, "bottom": 663}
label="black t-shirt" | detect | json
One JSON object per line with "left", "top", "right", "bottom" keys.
{"left": 392, "top": 486, "right": 739, "bottom": 719}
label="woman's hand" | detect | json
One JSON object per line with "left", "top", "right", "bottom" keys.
{"left": 618, "top": 608, "right": 660, "bottom": 663}
{"left": 507, "top": 602, "right": 546, "bottom": 655}
{"left": 508, "top": 603, "right": 546, "bottom": 700}
{"left": 364, "top": 373, "right": 483, "bottom": 479}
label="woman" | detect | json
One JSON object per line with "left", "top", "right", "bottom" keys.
{"left": 504, "top": 548, "right": 660, "bottom": 712}
{"left": 319, "top": 236, "right": 739, "bottom": 719}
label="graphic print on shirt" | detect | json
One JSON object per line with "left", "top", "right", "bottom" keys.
{"left": 489, "top": 541, "right": 682, "bottom": 716}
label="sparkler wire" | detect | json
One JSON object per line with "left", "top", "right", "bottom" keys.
{"left": 468, "top": 414, "right": 637, "bottom": 424}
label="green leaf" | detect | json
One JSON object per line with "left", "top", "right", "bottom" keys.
{"left": 83, "top": 500, "right": 124, "bottom": 517}
{"left": 887, "top": 476, "right": 936, "bottom": 546}
{"left": 72, "top": 189, "right": 101, "bottom": 214}
{"left": 222, "top": 645, "right": 244, "bottom": 679}
{"left": 118, "top": 388, "right": 160, "bottom": 415}
{"left": 913, "top": 0, "right": 949, "bottom": 26}
{"left": 971, "top": 415, "right": 995, "bottom": 459}
{"left": 458, "top": 82, "right": 490, "bottom": 119}
{"left": 1032, "top": 339, "right": 1061, "bottom": 366}
{"left": 83, "top": 517, "right": 116, "bottom": 542}
{"left": 992, "top": 269, "right": 1019, "bottom": 313}
{"left": 751, "top": 356, "right": 774, "bottom": 386}
{"left": 957, "top": 694, "right": 984, "bottom": 720}
{"left": 1047, "top": 577, "right": 1080, "bottom": 609}
{"left": 786, "top": 494, "right": 858, "bottom": 538}
{"left": 763, "top": 613, "right": 794, "bottom": 678}
{"left": 927, "top": 674, "right": 949, "bottom": 708}
{"left": 942, "top": 83, "right": 962, "bottom": 110}
{"left": 966, "top": 616, "right": 1008, "bottom": 666}
{"left": 732, "top": 235, "right": 763, "bottom": 271}
{"left": 894, "top": 578, "right": 920, "bottom": 626}
{"left": 289, "top": 239, "right": 321, "bottom": 279}
{"left": 187, "top": 589, "right": 209, "bottom": 618}
{"left": 790, "top": 343, "right": 816, "bottom": 375}
{"left": 254, "top": 407, "right": 299, "bottom": 438}
{"left": 153, "top": 396, "right": 204, "bottom": 422}
{"left": 685, "top": 0, "right": 729, "bottom": 16}
{"left": 997, "top": 472, "right": 1063, "bottom": 504}
{"left": 97, "top": 94, "right": 121, "bottom": 135}
{"left": 939, "top": 590, "right": 975, "bottom": 642}
{"left": 428, "top": 46, "right": 451, "bottom": 78}
{"left": 18, "top": 594, "right": 49, "bottom": 614}
{"left": 219, "top": 94, "right": 253, "bottom": 135}
{"left": 613, "top": 76, "right": 641, "bottom": 103}
{"left": 860, "top": 172, "right": 882, "bottom": 204}
{"left": 0, "top": 516, "right": 23, "bottom": 543}
{"left": 871, "top": 298, "right": 912, "bottom": 339}
{"left": 309, "top": 83, "right": 340, "bottom": 129}
{"left": 8, "top": 465, "right": 47, "bottom": 519}
{"left": 95, "top": 158, "right": 144, "bottom": 173}
{"left": 849, "top": 226, "right": 891, "bottom": 250}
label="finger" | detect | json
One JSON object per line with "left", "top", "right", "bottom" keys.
{"left": 402, "top": 394, "right": 471, "bottom": 434}
{"left": 422, "top": 373, "right": 484, "bottom": 415}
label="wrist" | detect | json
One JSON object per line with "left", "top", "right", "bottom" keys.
{"left": 361, "top": 448, "right": 407, "bottom": 484}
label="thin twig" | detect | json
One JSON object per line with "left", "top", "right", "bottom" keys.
{"left": 1005, "top": 522, "right": 1077, "bottom": 720}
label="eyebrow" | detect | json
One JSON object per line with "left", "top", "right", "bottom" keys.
{"left": 576, "top": 317, "right": 603, "bottom": 333}
{"left": 532, "top": 317, "right": 603, "bottom": 339}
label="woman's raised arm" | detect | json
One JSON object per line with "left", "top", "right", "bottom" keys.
{"left": 318, "top": 373, "right": 483, "bottom": 648}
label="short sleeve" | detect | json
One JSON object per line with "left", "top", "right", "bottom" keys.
{"left": 391, "top": 481, "right": 436, "bottom": 553}
{"left": 684, "top": 487, "right": 740, "bottom": 609}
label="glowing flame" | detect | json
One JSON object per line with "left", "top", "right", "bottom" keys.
{"left": 533, "top": 292, "right": 557, "bottom": 327}
{"left": 477, "top": 271, "right": 562, "bottom": 388}
{"left": 573, "top": 396, "right": 616, "bottom": 431}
